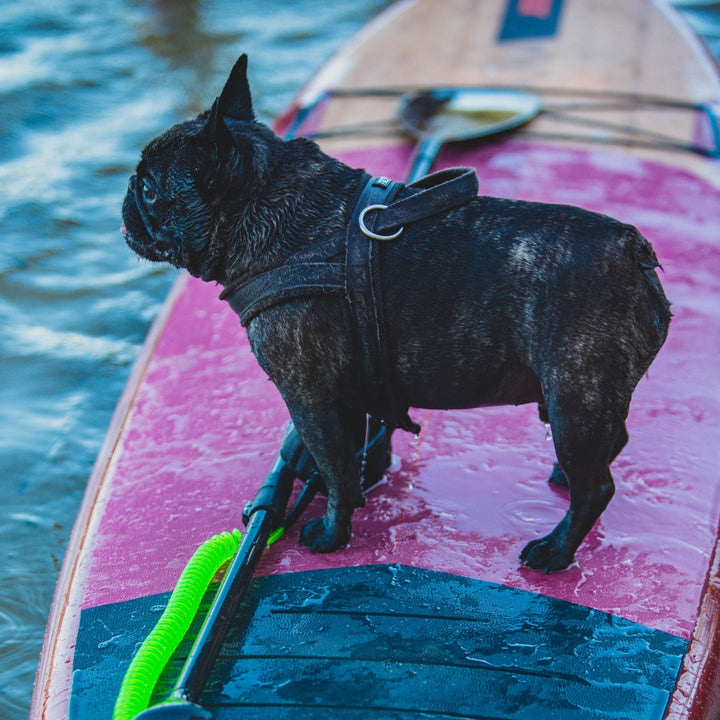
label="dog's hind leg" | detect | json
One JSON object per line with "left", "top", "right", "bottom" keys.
{"left": 545, "top": 420, "right": 628, "bottom": 490}
{"left": 521, "top": 397, "right": 628, "bottom": 573}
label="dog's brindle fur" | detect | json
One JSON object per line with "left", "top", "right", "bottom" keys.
{"left": 122, "top": 56, "right": 671, "bottom": 572}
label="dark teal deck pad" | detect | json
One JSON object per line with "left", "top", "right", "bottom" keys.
{"left": 71, "top": 564, "right": 687, "bottom": 720}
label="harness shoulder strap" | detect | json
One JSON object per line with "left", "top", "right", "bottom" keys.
{"left": 373, "top": 167, "right": 478, "bottom": 235}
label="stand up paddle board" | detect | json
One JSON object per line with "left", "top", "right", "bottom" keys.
{"left": 33, "top": 1, "right": 720, "bottom": 718}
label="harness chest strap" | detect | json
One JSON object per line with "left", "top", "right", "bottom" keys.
{"left": 345, "top": 175, "right": 412, "bottom": 430}
{"left": 221, "top": 167, "right": 479, "bottom": 431}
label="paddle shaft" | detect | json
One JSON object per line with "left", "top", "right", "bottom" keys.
{"left": 406, "top": 135, "right": 443, "bottom": 183}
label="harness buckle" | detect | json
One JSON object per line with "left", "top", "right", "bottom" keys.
{"left": 358, "top": 204, "right": 404, "bottom": 241}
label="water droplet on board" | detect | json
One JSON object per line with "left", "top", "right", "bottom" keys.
{"left": 387, "top": 563, "right": 404, "bottom": 587}
{"left": 97, "top": 635, "right": 123, "bottom": 650}
{"left": 300, "top": 584, "right": 331, "bottom": 608}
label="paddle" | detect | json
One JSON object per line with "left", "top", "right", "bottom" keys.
{"left": 121, "top": 419, "right": 390, "bottom": 719}
{"left": 399, "top": 87, "right": 541, "bottom": 182}
{"left": 128, "top": 425, "right": 302, "bottom": 720}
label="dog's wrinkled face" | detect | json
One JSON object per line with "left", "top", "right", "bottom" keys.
{"left": 121, "top": 54, "right": 255, "bottom": 281}
{"left": 122, "top": 117, "right": 213, "bottom": 273}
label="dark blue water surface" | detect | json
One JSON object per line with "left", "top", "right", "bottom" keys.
{"left": 0, "top": 1, "right": 717, "bottom": 718}
{"left": 0, "top": 1, "right": 388, "bottom": 716}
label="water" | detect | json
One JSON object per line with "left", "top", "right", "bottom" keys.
{"left": 0, "top": 1, "right": 717, "bottom": 718}
{"left": 0, "top": 1, "right": 387, "bottom": 716}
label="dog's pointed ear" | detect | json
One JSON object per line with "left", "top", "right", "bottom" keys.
{"left": 200, "top": 54, "right": 254, "bottom": 159}
{"left": 218, "top": 54, "right": 254, "bottom": 123}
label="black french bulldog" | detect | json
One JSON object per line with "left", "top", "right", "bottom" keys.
{"left": 122, "top": 55, "right": 671, "bottom": 572}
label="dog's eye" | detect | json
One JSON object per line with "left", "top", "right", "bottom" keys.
{"left": 142, "top": 180, "right": 157, "bottom": 204}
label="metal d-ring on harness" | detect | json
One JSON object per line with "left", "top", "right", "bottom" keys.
{"left": 220, "top": 166, "right": 479, "bottom": 434}
{"left": 358, "top": 204, "right": 404, "bottom": 240}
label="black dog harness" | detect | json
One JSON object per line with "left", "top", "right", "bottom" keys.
{"left": 220, "top": 167, "right": 479, "bottom": 433}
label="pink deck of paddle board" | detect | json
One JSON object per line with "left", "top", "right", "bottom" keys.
{"left": 83, "top": 138, "right": 720, "bottom": 641}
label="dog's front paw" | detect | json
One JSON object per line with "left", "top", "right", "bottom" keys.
{"left": 299, "top": 516, "right": 350, "bottom": 553}
{"left": 520, "top": 535, "right": 574, "bottom": 573}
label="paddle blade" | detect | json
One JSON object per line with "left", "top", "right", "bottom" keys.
{"left": 400, "top": 87, "right": 542, "bottom": 143}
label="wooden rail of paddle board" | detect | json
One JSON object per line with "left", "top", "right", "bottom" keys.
{"left": 666, "top": 531, "right": 720, "bottom": 719}
{"left": 30, "top": 275, "right": 189, "bottom": 720}
{"left": 309, "top": 0, "right": 720, "bottom": 182}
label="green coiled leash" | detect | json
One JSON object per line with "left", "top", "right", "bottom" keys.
{"left": 113, "top": 529, "right": 243, "bottom": 720}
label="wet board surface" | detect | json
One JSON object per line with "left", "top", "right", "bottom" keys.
{"left": 33, "top": 1, "right": 720, "bottom": 719}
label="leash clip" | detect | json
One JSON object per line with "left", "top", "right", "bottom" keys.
{"left": 358, "top": 204, "right": 404, "bottom": 241}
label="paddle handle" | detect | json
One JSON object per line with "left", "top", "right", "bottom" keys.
{"left": 168, "top": 458, "right": 296, "bottom": 708}
{"left": 406, "top": 135, "right": 443, "bottom": 183}
{"left": 243, "top": 445, "right": 299, "bottom": 527}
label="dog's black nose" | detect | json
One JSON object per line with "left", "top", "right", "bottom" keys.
{"left": 128, "top": 175, "right": 136, "bottom": 193}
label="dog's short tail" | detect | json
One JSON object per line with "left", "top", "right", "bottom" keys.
{"left": 629, "top": 225, "right": 672, "bottom": 359}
